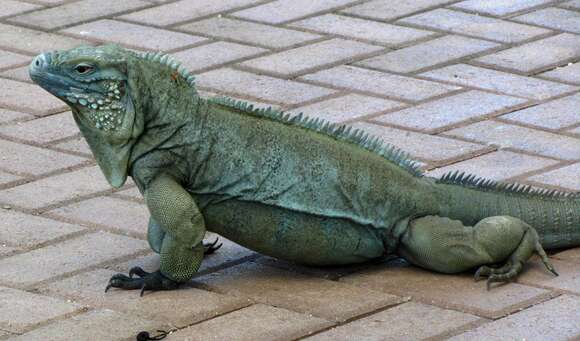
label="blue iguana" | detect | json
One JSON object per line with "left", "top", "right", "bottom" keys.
{"left": 29, "top": 44, "right": 578, "bottom": 294}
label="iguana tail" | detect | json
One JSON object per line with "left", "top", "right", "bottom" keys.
{"left": 434, "top": 171, "right": 580, "bottom": 250}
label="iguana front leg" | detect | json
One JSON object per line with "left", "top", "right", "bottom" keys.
{"left": 397, "top": 215, "right": 557, "bottom": 289}
{"left": 107, "top": 174, "right": 205, "bottom": 295}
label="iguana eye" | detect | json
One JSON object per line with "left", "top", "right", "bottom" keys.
{"left": 74, "top": 64, "right": 94, "bottom": 74}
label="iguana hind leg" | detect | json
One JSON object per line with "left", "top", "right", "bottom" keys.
{"left": 398, "top": 215, "right": 557, "bottom": 289}
{"left": 107, "top": 174, "right": 205, "bottom": 295}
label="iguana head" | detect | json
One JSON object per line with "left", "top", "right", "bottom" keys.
{"left": 29, "top": 44, "right": 144, "bottom": 188}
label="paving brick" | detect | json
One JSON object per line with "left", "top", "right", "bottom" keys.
{"left": 528, "top": 163, "right": 580, "bottom": 190}
{"left": 451, "top": 0, "right": 554, "bottom": 16}
{"left": 0, "top": 0, "right": 41, "bottom": 18}
{"left": 110, "top": 186, "right": 142, "bottom": 201}
{"left": 0, "top": 231, "right": 147, "bottom": 286}
{"left": 0, "top": 286, "right": 82, "bottom": 333}
{"left": 194, "top": 262, "right": 404, "bottom": 322}
{"left": 341, "top": 264, "right": 552, "bottom": 319}
{"left": 375, "top": 90, "right": 528, "bottom": 131}
{"left": 0, "top": 171, "right": 23, "bottom": 186}
{"left": 178, "top": 17, "right": 322, "bottom": 49}
{"left": 513, "top": 8, "right": 580, "bottom": 34}
{"left": 291, "top": 94, "right": 404, "bottom": 124}
{"left": 42, "top": 269, "right": 248, "bottom": 328}
{"left": 501, "top": 93, "right": 580, "bottom": 129}
{"left": 119, "top": 0, "right": 259, "bottom": 27}
{"left": 0, "top": 50, "right": 30, "bottom": 71}
{"left": 351, "top": 122, "right": 486, "bottom": 162}
{"left": 52, "top": 136, "right": 92, "bottom": 156}
{"left": 302, "top": 65, "right": 460, "bottom": 102}
{"left": 0, "top": 166, "right": 110, "bottom": 209}
{"left": 444, "top": 121, "right": 580, "bottom": 160}
{"left": 165, "top": 304, "right": 333, "bottom": 341}
{"left": 0, "top": 112, "right": 78, "bottom": 144}
{"left": 0, "top": 109, "right": 32, "bottom": 124}
{"left": 0, "top": 24, "right": 88, "bottom": 55}
{"left": 305, "top": 302, "right": 481, "bottom": 341}
{"left": 475, "top": 33, "right": 580, "bottom": 73}
{"left": 49, "top": 196, "right": 149, "bottom": 236}
{"left": 357, "top": 35, "right": 498, "bottom": 74}
{"left": 0, "top": 139, "right": 86, "bottom": 176}
{"left": 290, "top": 14, "right": 435, "bottom": 46}
{"left": 553, "top": 248, "right": 580, "bottom": 262}
{"left": 0, "top": 244, "right": 19, "bottom": 257}
{"left": 561, "top": 0, "right": 580, "bottom": 9}
{"left": 172, "top": 42, "right": 266, "bottom": 72}
{"left": 196, "top": 68, "right": 336, "bottom": 105}
{"left": 8, "top": 0, "right": 149, "bottom": 30}
{"left": 232, "top": 0, "right": 356, "bottom": 24}
{"left": 0, "top": 210, "right": 84, "bottom": 248}
{"left": 399, "top": 9, "right": 551, "bottom": 43}
{"left": 240, "top": 39, "right": 384, "bottom": 77}
{"left": 7, "top": 309, "right": 160, "bottom": 341}
{"left": 518, "top": 258, "right": 580, "bottom": 294}
{"left": 427, "top": 151, "right": 559, "bottom": 181}
{"left": 540, "top": 62, "right": 580, "bottom": 84}
{"left": 450, "top": 295, "right": 580, "bottom": 340}
{"left": 421, "top": 64, "right": 578, "bottom": 100}
{"left": 113, "top": 233, "right": 256, "bottom": 274}
{"left": 60, "top": 20, "right": 206, "bottom": 51}
{"left": 0, "top": 65, "right": 30, "bottom": 84}
{"left": 254, "top": 256, "right": 370, "bottom": 280}
{"left": 341, "top": 0, "right": 455, "bottom": 21}
{"left": 0, "top": 78, "right": 67, "bottom": 115}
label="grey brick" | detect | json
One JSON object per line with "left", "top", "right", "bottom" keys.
{"left": 341, "top": 0, "right": 455, "bottom": 21}
{"left": 301, "top": 65, "right": 461, "bottom": 102}
{"left": 540, "top": 62, "right": 580, "bottom": 84}
{"left": 0, "top": 0, "right": 41, "bottom": 18}
{"left": 60, "top": 20, "right": 206, "bottom": 51}
{"left": 52, "top": 136, "right": 92, "bottom": 156}
{"left": 0, "top": 78, "right": 67, "bottom": 115}
{"left": 0, "top": 65, "right": 30, "bottom": 84}
{"left": 0, "top": 286, "right": 82, "bottom": 333}
{"left": 444, "top": 121, "right": 580, "bottom": 160}
{"left": 501, "top": 93, "right": 580, "bottom": 129}
{"left": 240, "top": 39, "right": 383, "bottom": 77}
{"left": 196, "top": 68, "right": 336, "bottom": 105}
{"left": 0, "top": 50, "right": 30, "bottom": 71}
{"left": 0, "top": 109, "right": 32, "bottom": 124}
{"left": 178, "top": 17, "right": 322, "bottom": 49}
{"left": 291, "top": 94, "right": 404, "bottom": 124}
{"left": 290, "top": 14, "right": 435, "bottom": 46}
{"left": 119, "top": 0, "right": 259, "bottom": 26}
{"left": 8, "top": 0, "right": 149, "bottom": 30}
{"left": 0, "top": 171, "right": 22, "bottom": 186}
{"left": 0, "top": 210, "right": 84, "bottom": 248}
{"left": 232, "top": 0, "right": 357, "bottom": 24}
{"left": 450, "top": 296, "right": 580, "bottom": 340}
{"left": 0, "top": 166, "right": 110, "bottom": 209}
{"left": 0, "top": 24, "right": 89, "bottom": 55}
{"left": 357, "top": 35, "right": 498, "bottom": 73}
{"left": 451, "top": 0, "right": 554, "bottom": 16}
{"left": 400, "top": 8, "right": 551, "bottom": 43}
{"left": 427, "top": 151, "right": 559, "bottom": 181}
{"left": 173, "top": 42, "right": 266, "bottom": 72}
{"left": 0, "top": 112, "right": 78, "bottom": 143}
{"left": 0, "top": 139, "right": 86, "bottom": 176}
{"left": 513, "top": 8, "right": 580, "bottom": 34}
{"left": 350, "top": 122, "right": 486, "bottom": 162}
{"left": 305, "top": 302, "right": 480, "bottom": 341}
{"left": 0, "top": 231, "right": 147, "bottom": 286}
{"left": 421, "top": 64, "right": 578, "bottom": 100}
{"left": 8, "top": 309, "right": 160, "bottom": 341}
{"left": 375, "top": 90, "right": 528, "bottom": 131}
{"left": 561, "top": 0, "right": 580, "bottom": 10}
{"left": 475, "top": 33, "right": 580, "bottom": 73}
{"left": 528, "top": 163, "right": 580, "bottom": 191}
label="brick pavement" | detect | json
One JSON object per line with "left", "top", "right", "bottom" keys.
{"left": 0, "top": 1, "right": 578, "bottom": 340}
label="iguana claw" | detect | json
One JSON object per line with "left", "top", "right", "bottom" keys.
{"left": 203, "top": 238, "right": 222, "bottom": 255}
{"left": 105, "top": 267, "right": 179, "bottom": 296}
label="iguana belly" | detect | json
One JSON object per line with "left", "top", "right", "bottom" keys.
{"left": 199, "top": 197, "right": 386, "bottom": 265}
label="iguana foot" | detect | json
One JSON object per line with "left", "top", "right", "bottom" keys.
{"left": 105, "top": 267, "right": 179, "bottom": 296}
{"left": 474, "top": 227, "right": 558, "bottom": 289}
{"left": 203, "top": 238, "right": 222, "bottom": 255}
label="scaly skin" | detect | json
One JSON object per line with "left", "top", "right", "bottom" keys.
{"left": 29, "top": 45, "right": 579, "bottom": 294}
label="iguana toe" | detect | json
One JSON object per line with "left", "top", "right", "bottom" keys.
{"left": 203, "top": 238, "right": 223, "bottom": 255}
{"left": 105, "top": 269, "right": 179, "bottom": 296}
